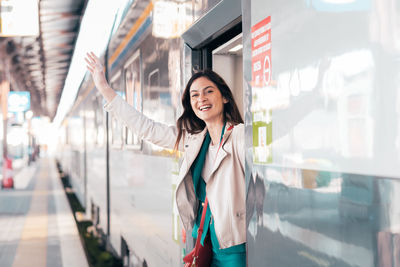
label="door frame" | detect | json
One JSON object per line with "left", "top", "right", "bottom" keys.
{"left": 182, "top": 0, "right": 242, "bottom": 70}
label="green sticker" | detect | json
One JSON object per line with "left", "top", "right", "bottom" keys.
{"left": 252, "top": 110, "right": 272, "bottom": 164}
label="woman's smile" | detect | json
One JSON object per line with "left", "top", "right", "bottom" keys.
{"left": 199, "top": 104, "right": 212, "bottom": 111}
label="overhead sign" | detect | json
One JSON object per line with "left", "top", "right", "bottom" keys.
{"left": 8, "top": 91, "right": 30, "bottom": 112}
{"left": 0, "top": 0, "right": 39, "bottom": 37}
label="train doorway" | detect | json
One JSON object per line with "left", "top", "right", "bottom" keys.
{"left": 181, "top": 0, "right": 243, "bottom": 250}
{"left": 182, "top": 0, "right": 243, "bottom": 115}
{"left": 212, "top": 33, "right": 243, "bottom": 117}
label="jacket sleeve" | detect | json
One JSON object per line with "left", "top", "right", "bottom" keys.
{"left": 104, "top": 95, "right": 183, "bottom": 151}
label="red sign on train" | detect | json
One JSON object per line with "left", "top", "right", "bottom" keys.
{"left": 251, "top": 16, "right": 271, "bottom": 87}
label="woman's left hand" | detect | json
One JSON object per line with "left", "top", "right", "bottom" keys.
{"left": 85, "top": 52, "right": 116, "bottom": 103}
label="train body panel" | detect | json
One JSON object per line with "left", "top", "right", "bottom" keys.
{"left": 66, "top": 110, "right": 86, "bottom": 207}
{"left": 109, "top": 151, "right": 179, "bottom": 265}
{"left": 83, "top": 91, "right": 108, "bottom": 232}
{"left": 246, "top": 0, "right": 400, "bottom": 178}
{"left": 244, "top": 0, "right": 400, "bottom": 266}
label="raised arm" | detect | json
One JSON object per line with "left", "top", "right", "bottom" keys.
{"left": 85, "top": 52, "right": 117, "bottom": 103}
{"left": 85, "top": 52, "right": 183, "bottom": 151}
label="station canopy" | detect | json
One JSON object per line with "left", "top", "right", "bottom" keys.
{"left": 0, "top": 0, "right": 87, "bottom": 119}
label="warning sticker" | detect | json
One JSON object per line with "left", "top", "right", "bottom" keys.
{"left": 251, "top": 16, "right": 271, "bottom": 87}
{"left": 251, "top": 16, "right": 273, "bottom": 165}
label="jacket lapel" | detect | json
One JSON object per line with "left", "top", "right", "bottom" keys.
{"left": 208, "top": 123, "right": 234, "bottom": 178}
{"left": 181, "top": 128, "right": 208, "bottom": 175}
{"left": 180, "top": 123, "right": 235, "bottom": 182}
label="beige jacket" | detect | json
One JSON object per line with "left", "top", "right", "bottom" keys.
{"left": 105, "top": 95, "right": 246, "bottom": 249}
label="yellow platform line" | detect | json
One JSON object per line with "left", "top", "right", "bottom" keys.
{"left": 12, "top": 162, "right": 49, "bottom": 267}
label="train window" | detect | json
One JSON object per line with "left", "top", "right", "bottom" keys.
{"left": 144, "top": 68, "right": 174, "bottom": 125}
{"left": 123, "top": 51, "right": 142, "bottom": 149}
{"left": 141, "top": 67, "right": 174, "bottom": 153}
{"left": 212, "top": 33, "right": 244, "bottom": 118}
{"left": 148, "top": 69, "right": 160, "bottom": 100}
{"left": 72, "top": 150, "right": 81, "bottom": 180}
{"left": 59, "top": 125, "right": 66, "bottom": 146}
{"left": 69, "top": 110, "right": 84, "bottom": 179}
{"left": 94, "top": 94, "right": 105, "bottom": 146}
{"left": 93, "top": 95, "right": 99, "bottom": 145}
{"left": 70, "top": 111, "right": 84, "bottom": 149}
{"left": 85, "top": 100, "right": 96, "bottom": 147}
{"left": 144, "top": 68, "right": 160, "bottom": 118}
{"left": 63, "top": 121, "right": 69, "bottom": 145}
{"left": 110, "top": 72, "right": 123, "bottom": 148}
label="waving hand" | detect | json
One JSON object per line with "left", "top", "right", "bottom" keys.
{"left": 85, "top": 52, "right": 116, "bottom": 103}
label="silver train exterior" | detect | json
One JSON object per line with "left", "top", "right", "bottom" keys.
{"left": 57, "top": 0, "right": 400, "bottom": 266}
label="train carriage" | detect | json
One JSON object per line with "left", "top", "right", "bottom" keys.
{"left": 57, "top": 0, "right": 400, "bottom": 266}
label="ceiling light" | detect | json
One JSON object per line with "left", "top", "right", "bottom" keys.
{"left": 229, "top": 44, "right": 243, "bottom": 52}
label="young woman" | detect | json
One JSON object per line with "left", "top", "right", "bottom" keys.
{"left": 85, "top": 52, "right": 246, "bottom": 266}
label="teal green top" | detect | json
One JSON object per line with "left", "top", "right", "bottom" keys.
{"left": 191, "top": 124, "right": 245, "bottom": 254}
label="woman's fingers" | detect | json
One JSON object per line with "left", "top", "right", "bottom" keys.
{"left": 86, "top": 65, "right": 94, "bottom": 73}
{"left": 88, "top": 52, "right": 99, "bottom": 65}
{"left": 86, "top": 52, "right": 104, "bottom": 71}
{"left": 85, "top": 51, "right": 106, "bottom": 82}
{"left": 90, "top": 51, "right": 97, "bottom": 60}
{"left": 85, "top": 56, "right": 99, "bottom": 76}
{"left": 85, "top": 53, "right": 96, "bottom": 65}
{"left": 84, "top": 57, "right": 92, "bottom": 66}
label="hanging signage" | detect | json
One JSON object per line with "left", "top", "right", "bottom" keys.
{"left": 8, "top": 91, "right": 30, "bottom": 112}
{"left": 0, "top": 0, "right": 39, "bottom": 36}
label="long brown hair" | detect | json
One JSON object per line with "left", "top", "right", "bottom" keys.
{"left": 174, "top": 69, "right": 243, "bottom": 149}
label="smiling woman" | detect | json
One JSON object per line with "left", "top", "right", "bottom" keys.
{"left": 178, "top": 69, "right": 243, "bottom": 148}
{"left": 85, "top": 51, "right": 246, "bottom": 267}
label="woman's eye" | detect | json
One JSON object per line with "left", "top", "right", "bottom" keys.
{"left": 207, "top": 90, "right": 213, "bottom": 94}
{"left": 191, "top": 94, "right": 198, "bottom": 98}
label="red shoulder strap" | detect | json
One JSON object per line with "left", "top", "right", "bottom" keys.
{"left": 194, "top": 198, "right": 208, "bottom": 254}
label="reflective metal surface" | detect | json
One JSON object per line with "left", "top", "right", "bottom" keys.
{"left": 244, "top": 0, "right": 400, "bottom": 266}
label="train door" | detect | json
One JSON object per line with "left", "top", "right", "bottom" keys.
{"left": 182, "top": 0, "right": 243, "bottom": 249}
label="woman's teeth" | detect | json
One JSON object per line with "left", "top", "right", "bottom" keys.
{"left": 200, "top": 105, "right": 211, "bottom": 111}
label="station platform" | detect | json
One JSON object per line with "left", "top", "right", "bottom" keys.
{"left": 0, "top": 157, "right": 88, "bottom": 267}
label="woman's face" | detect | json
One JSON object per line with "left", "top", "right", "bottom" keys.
{"left": 189, "top": 77, "right": 228, "bottom": 125}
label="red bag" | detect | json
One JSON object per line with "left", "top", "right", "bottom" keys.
{"left": 183, "top": 198, "right": 213, "bottom": 267}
